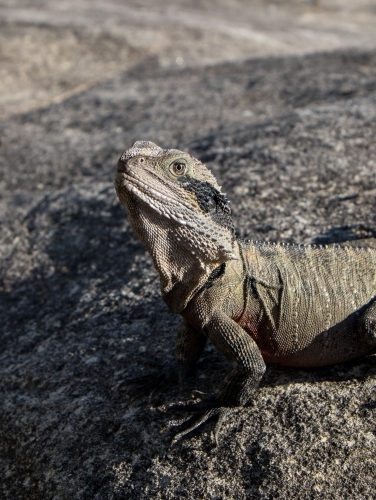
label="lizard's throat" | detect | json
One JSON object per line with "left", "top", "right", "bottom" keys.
{"left": 129, "top": 206, "right": 236, "bottom": 313}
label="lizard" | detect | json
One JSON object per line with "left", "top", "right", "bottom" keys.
{"left": 114, "top": 140, "right": 376, "bottom": 444}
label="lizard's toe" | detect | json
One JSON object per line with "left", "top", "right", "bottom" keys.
{"left": 160, "top": 396, "right": 237, "bottom": 445}
{"left": 163, "top": 397, "right": 214, "bottom": 413}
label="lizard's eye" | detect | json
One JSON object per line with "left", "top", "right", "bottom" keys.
{"left": 171, "top": 162, "right": 186, "bottom": 176}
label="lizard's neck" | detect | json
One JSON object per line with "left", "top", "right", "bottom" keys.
{"left": 131, "top": 207, "right": 239, "bottom": 313}
{"left": 160, "top": 253, "right": 215, "bottom": 313}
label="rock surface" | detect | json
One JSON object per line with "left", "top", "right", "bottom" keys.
{"left": 1, "top": 1, "right": 376, "bottom": 499}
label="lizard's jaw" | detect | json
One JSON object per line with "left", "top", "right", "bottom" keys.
{"left": 115, "top": 165, "right": 237, "bottom": 264}
{"left": 115, "top": 165, "right": 200, "bottom": 224}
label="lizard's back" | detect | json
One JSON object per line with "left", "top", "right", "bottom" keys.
{"left": 240, "top": 242, "right": 376, "bottom": 366}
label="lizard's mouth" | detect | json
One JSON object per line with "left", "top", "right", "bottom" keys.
{"left": 116, "top": 161, "right": 128, "bottom": 174}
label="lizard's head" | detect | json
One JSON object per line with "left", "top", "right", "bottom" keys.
{"left": 115, "top": 141, "right": 236, "bottom": 267}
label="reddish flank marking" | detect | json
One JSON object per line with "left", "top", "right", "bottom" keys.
{"left": 238, "top": 311, "right": 279, "bottom": 358}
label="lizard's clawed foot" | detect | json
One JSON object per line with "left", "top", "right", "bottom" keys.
{"left": 160, "top": 396, "right": 237, "bottom": 445}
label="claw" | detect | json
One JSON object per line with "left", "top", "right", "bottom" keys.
{"left": 170, "top": 409, "right": 216, "bottom": 445}
{"left": 191, "top": 390, "right": 207, "bottom": 399}
{"left": 213, "top": 408, "right": 232, "bottom": 445}
{"left": 161, "top": 396, "right": 237, "bottom": 445}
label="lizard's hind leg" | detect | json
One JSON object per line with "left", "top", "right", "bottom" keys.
{"left": 357, "top": 302, "right": 376, "bottom": 401}
{"left": 358, "top": 300, "right": 376, "bottom": 345}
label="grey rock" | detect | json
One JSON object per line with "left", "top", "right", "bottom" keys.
{"left": 1, "top": 6, "right": 376, "bottom": 500}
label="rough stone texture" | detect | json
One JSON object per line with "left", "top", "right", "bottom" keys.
{"left": 1, "top": 1, "right": 376, "bottom": 499}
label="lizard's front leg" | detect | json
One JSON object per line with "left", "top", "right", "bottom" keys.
{"left": 166, "top": 310, "right": 266, "bottom": 444}
{"left": 119, "top": 320, "right": 206, "bottom": 400}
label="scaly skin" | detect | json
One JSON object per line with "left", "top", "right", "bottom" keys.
{"left": 114, "top": 141, "right": 376, "bottom": 443}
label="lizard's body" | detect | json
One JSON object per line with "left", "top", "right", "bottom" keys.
{"left": 115, "top": 141, "right": 376, "bottom": 441}
{"left": 185, "top": 240, "right": 376, "bottom": 368}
